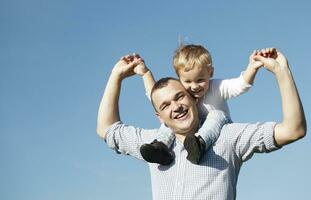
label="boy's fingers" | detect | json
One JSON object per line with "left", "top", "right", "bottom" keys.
{"left": 249, "top": 50, "right": 258, "bottom": 60}
{"left": 128, "top": 59, "right": 141, "bottom": 67}
{"left": 251, "top": 50, "right": 256, "bottom": 56}
{"left": 253, "top": 55, "right": 269, "bottom": 63}
{"left": 253, "top": 61, "right": 263, "bottom": 68}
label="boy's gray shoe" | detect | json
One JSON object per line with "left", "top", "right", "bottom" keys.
{"left": 184, "top": 135, "right": 206, "bottom": 164}
{"left": 140, "top": 140, "right": 174, "bottom": 165}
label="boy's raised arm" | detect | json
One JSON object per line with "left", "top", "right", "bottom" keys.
{"left": 217, "top": 48, "right": 269, "bottom": 99}
{"left": 242, "top": 50, "right": 264, "bottom": 85}
{"left": 134, "top": 59, "right": 156, "bottom": 100}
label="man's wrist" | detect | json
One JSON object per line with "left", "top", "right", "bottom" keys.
{"left": 274, "top": 65, "right": 291, "bottom": 80}
{"left": 110, "top": 68, "right": 124, "bottom": 81}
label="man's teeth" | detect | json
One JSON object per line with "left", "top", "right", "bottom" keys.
{"left": 175, "top": 110, "right": 187, "bottom": 119}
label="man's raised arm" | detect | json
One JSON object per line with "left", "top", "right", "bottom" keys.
{"left": 254, "top": 49, "right": 307, "bottom": 146}
{"left": 96, "top": 55, "right": 141, "bottom": 138}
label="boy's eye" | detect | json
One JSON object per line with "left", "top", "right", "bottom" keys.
{"left": 197, "top": 79, "right": 206, "bottom": 83}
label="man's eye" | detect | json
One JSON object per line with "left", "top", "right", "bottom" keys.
{"left": 161, "top": 104, "right": 169, "bottom": 110}
{"left": 177, "top": 95, "right": 184, "bottom": 100}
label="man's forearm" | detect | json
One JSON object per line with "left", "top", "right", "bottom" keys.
{"left": 274, "top": 66, "right": 306, "bottom": 146}
{"left": 97, "top": 72, "right": 122, "bottom": 138}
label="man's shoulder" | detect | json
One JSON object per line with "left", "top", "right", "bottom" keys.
{"left": 219, "top": 122, "right": 276, "bottom": 140}
{"left": 219, "top": 122, "right": 249, "bottom": 138}
{"left": 106, "top": 121, "right": 160, "bottom": 137}
{"left": 222, "top": 122, "right": 249, "bottom": 129}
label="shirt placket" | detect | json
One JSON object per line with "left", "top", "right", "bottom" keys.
{"left": 172, "top": 143, "right": 187, "bottom": 200}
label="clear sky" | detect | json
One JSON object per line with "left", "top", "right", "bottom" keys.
{"left": 1, "top": 0, "right": 310, "bottom": 199}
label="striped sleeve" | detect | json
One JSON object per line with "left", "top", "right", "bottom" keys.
{"left": 105, "top": 121, "right": 158, "bottom": 160}
{"left": 228, "top": 122, "right": 281, "bottom": 162}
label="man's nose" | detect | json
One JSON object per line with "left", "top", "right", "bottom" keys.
{"left": 172, "top": 101, "right": 183, "bottom": 112}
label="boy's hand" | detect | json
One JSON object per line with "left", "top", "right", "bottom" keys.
{"left": 112, "top": 54, "right": 141, "bottom": 79}
{"left": 247, "top": 50, "right": 263, "bottom": 70}
{"left": 254, "top": 48, "right": 288, "bottom": 74}
{"left": 133, "top": 56, "right": 150, "bottom": 76}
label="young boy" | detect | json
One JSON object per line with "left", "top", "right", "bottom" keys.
{"left": 134, "top": 45, "right": 271, "bottom": 165}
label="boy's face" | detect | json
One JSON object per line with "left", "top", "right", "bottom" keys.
{"left": 179, "top": 66, "right": 213, "bottom": 99}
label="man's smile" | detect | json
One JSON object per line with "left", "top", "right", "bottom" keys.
{"left": 173, "top": 109, "right": 189, "bottom": 120}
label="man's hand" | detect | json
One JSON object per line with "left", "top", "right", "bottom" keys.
{"left": 112, "top": 54, "right": 142, "bottom": 79}
{"left": 254, "top": 48, "right": 288, "bottom": 74}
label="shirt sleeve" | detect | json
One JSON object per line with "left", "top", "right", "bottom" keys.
{"left": 104, "top": 121, "right": 158, "bottom": 160}
{"left": 212, "top": 72, "right": 252, "bottom": 100}
{"left": 230, "top": 122, "right": 281, "bottom": 162}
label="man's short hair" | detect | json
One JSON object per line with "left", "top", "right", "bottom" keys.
{"left": 150, "top": 77, "right": 180, "bottom": 111}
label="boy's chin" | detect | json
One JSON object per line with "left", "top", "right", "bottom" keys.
{"left": 191, "top": 93, "right": 204, "bottom": 99}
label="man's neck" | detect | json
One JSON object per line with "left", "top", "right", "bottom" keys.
{"left": 174, "top": 126, "right": 199, "bottom": 143}
{"left": 175, "top": 134, "right": 186, "bottom": 143}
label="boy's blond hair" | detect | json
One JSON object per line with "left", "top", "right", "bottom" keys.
{"left": 173, "top": 44, "right": 213, "bottom": 75}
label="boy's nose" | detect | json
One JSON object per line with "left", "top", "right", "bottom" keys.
{"left": 191, "top": 83, "right": 200, "bottom": 91}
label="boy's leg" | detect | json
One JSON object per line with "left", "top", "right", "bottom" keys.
{"left": 155, "top": 124, "right": 176, "bottom": 146}
{"left": 140, "top": 124, "right": 175, "bottom": 165}
{"left": 197, "top": 110, "right": 230, "bottom": 148}
{"left": 184, "top": 110, "right": 229, "bottom": 164}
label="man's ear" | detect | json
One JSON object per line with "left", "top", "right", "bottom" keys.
{"left": 210, "top": 67, "right": 214, "bottom": 78}
{"left": 155, "top": 112, "right": 164, "bottom": 124}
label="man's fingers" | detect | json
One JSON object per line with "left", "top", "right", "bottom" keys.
{"left": 119, "top": 53, "right": 144, "bottom": 69}
{"left": 133, "top": 53, "right": 141, "bottom": 59}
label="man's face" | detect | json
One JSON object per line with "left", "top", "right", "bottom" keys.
{"left": 152, "top": 80, "right": 199, "bottom": 135}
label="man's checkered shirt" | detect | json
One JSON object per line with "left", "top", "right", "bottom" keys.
{"left": 105, "top": 120, "right": 279, "bottom": 200}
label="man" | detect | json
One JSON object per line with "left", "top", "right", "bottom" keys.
{"left": 96, "top": 50, "right": 306, "bottom": 200}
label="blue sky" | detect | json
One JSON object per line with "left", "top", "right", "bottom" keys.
{"left": 1, "top": 0, "right": 310, "bottom": 199}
